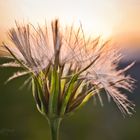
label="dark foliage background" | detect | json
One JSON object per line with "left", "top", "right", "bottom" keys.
{"left": 0, "top": 58, "right": 140, "bottom": 140}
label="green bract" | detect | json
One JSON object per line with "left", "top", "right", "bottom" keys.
{"left": 0, "top": 19, "right": 135, "bottom": 140}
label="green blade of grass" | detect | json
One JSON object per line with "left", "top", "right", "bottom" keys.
{"left": 49, "top": 67, "right": 60, "bottom": 118}
{"left": 60, "top": 74, "right": 78, "bottom": 116}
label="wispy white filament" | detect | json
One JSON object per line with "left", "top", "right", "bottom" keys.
{"left": 1, "top": 20, "right": 135, "bottom": 116}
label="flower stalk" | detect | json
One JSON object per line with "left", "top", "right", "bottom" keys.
{"left": 0, "top": 19, "right": 136, "bottom": 140}
{"left": 48, "top": 118, "right": 62, "bottom": 140}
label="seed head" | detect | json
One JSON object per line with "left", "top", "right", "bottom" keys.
{"left": 1, "top": 19, "right": 135, "bottom": 118}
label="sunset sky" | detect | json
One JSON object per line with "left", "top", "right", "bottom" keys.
{"left": 0, "top": 0, "right": 140, "bottom": 43}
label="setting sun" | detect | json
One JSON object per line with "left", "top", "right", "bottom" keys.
{"left": 0, "top": 0, "right": 140, "bottom": 43}
{"left": 0, "top": 1, "right": 140, "bottom": 140}
{"left": 0, "top": 0, "right": 123, "bottom": 42}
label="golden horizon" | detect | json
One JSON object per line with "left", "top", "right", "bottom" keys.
{"left": 0, "top": 0, "right": 140, "bottom": 45}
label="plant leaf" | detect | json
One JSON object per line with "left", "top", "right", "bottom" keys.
{"left": 60, "top": 74, "right": 78, "bottom": 116}
{"left": 49, "top": 67, "right": 60, "bottom": 118}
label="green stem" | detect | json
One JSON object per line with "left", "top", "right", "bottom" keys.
{"left": 48, "top": 118, "right": 62, "bottom": 140}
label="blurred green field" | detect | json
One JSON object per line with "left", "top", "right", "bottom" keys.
{"left": 0, "top": 58, "right": 140, "bottom": 140}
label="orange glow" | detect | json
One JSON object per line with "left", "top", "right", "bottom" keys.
{"left": 0, "top": 0, "right": 140, "bottom": 43}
